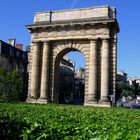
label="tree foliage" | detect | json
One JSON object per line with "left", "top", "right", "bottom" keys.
{"left": 116, "top": 81, "right": 134, "bottom": 99}
{"left": 0, "top": 67, "right": 23, "bottom": 102}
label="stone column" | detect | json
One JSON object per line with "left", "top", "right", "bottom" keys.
{"left": 30, "top": 42, "right": 40, "bottom": 99}
{"left": 100, "top": 39, "right": 110, "bottom": 103}
{"left": 88, "top": 39, "right": 97, "bottom": 103}
{"left": 39, "top": 41, "right": 50, "bottom": 103}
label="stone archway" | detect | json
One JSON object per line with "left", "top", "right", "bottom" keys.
{"left": 26, "top": 6, "right": 119, "bottom": 107}
{"left": 52, "top": 41, "right": 88, "bottom": 104}
{"left": 54, "top": 50, "right": 85, "bottom": 105}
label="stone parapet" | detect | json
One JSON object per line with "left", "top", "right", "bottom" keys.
{"left": 34, "top": 6, "right": 116, "bottom": 23}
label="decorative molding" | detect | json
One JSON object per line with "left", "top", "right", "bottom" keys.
{"left": 32, "top": 25, "right": 109, "bottom": 40}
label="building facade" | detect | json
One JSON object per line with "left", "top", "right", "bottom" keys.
{"left": 117, "top": 71, "right": 127, "bottom": 83}
{"left": 0, "top": 40, "right": 28, "bottom": 73}
{"left": 74, "top": 68, "right": 85, "bottom": 104}
{"left": 59, "top": 55, "right": 75, "bottom": 104}
{"left": 127, "top": 78, "right": 140, "bottom": 86}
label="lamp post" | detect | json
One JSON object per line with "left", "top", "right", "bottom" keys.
{"left": 109, "top": 95, "right": 115, "bottom": 107}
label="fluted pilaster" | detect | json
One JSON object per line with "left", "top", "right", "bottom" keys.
{"left": 30, "top": 42, "right": 40, "bottom": 98}
{"left": 39, "top": 42, "right": 50, "bottom": 102}
{"left": 100, "top": 39, "right": 110, "bottom": 102}
{"left": 87, "top": 39, "right": 97, "bottom": 103}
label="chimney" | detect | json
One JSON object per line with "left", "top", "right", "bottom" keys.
{"left": 16, "top": 44, "right": 23, "bottom": 50}
{"left": 8, "top": 38, "right": 16, "bottom": 47}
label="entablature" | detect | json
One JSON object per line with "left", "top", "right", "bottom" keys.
{"left": 30, "top": 23, "right": 112, "bottom": 41}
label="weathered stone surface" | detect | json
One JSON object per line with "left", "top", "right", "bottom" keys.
{"left": 26, "top": 6, "right": 119, "bottom": 107}
{"left": 34, "top": 6, "right": 115, "bottom": 23}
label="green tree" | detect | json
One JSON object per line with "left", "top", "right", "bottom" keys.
{"left": 116, "top": 81, "right": 134, "bottom": 99}
{"left": 116, "top": 82, "right": 126, "bottom": 99}
{"left": 121, "top": 89, "right": 133, "bottom": 97}
{"left": 0, "top": 67, "right": 24, "bottom": 102}
{"left": 137, "top": 85, "right": 140, "bottom": 94}
{"left": 0, "top": 67, "right": 7, "bottom": 97}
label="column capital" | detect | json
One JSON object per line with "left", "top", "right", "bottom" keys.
{"left": 43, "top": 41, "right": 49, "bottom": 45}
{"left": 102, "top": 38, "right": 110, "bottom": 43}
{"left": 31, "top": 40, "right": 39, "bottom": 43}
{"left": 110, "top": 38, "right": 117, "bottom": 44}
{"left": 31, "top": 41, "right": 41, "bottom": 46}
{"left": 43, "top": 40, "right": 49, "bottom": 44}
{"left": 90, "top": 39, "right": 97, "bottom": 43}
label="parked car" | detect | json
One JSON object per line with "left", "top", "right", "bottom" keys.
{"left": 130, "top": 105, "right": 140, "bottom": 109}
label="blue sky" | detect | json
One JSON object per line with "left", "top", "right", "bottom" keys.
{"left": 0, "top": 0, "right": 140, "bottom": 77}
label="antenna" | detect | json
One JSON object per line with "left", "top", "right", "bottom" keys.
{"left": 70, "top": 0, "right": 78, "bottom": 9}
{"left": 50, "top": 10, "right": 52, "bottom": 23}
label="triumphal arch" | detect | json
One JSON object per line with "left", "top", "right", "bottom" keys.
{"left": 26, "top": 6, "right": 119, "bottom": 106}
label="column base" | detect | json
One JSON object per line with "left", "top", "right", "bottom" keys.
{"left": 84, "top": 100, "right": 111, "bottom": 107}
{"left": 98, "top": 100, "right": 111, "bottom": 107}
{"left": 26, "top": 97, "right": 37, "bottom": 103}
{"left": 37, "top": 98, "right": 48, "bottom": 104}
{"left": 84, "top": 101, "right": 98, "bottom": 106}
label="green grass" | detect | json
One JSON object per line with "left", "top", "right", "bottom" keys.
{"left": 0, "top": 103, "right": 140, "bottom": 140}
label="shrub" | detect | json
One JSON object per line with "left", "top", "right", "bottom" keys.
{"left": 0, "top": 67, "right": 23, "bottom": 102}
{"left": 0, "top": 103, "right": 140, "bottom": 140}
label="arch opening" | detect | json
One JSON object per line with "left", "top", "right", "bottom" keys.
{"left": 54, "top": 48, "right": 86, "bottom": 105}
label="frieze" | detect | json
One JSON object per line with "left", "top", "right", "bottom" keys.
{"left": 32, "top": 25, "right": 109, "bottom": 39}
{"left": 95, "top": 28, "right": 109, "bottom": 35}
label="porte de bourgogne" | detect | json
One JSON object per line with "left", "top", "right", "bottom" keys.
{"left": 26, "top": 6, "right": 119, "bottom": 107}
